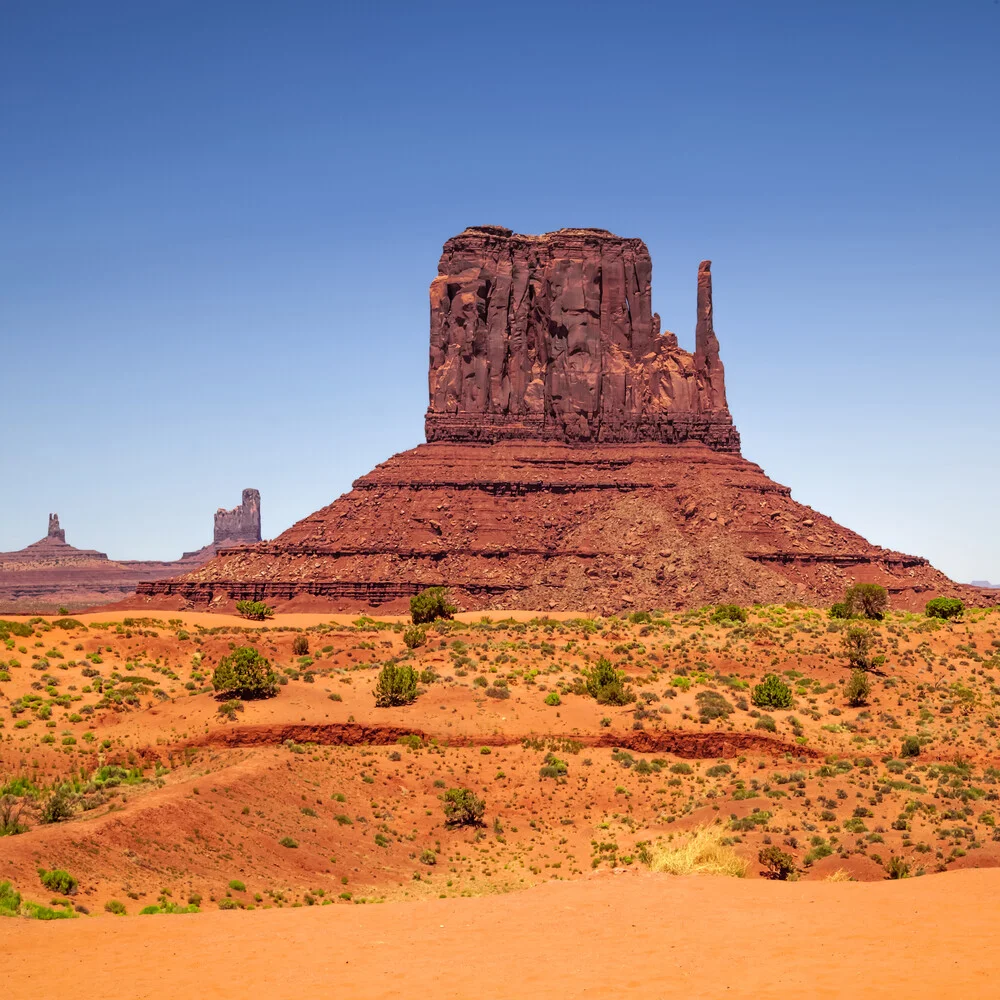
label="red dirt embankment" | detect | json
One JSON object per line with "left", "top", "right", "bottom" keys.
{"left": 5, "top": 868, "right": 1000, "bottom": 999}
{"left": 181, "top": 722, "right": 817, "bottom": 759}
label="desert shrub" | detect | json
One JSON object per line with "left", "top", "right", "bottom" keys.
{"left": 754, "top": 714, "right": 777, "bottom": 732}
{"left": 218, "top": 698, "right": 245, "bottom": 721}
{"left": 419, "top": 849, "right": 437, "bottom": 865}
{"left": 402, "top": 625, "right": 427, "bottom": 649}
{"left": 228, "top": 879, "right": 246, "bottom": 892}
{"left": 711, "top": 604, "right": 747, "bottom": 625}
{"left": 0, "top": 795, "right": 27, "bottom": 836}
{"left": 584, "top": 657, "right": 635, "bottom": 706}
{"left": 291, "top": 635, "right": 310, "bottom": 656}
{"left": 374, "top": 662, "right": 418, "bottom": 707}
{"left": 539, "top": 753, "right": 568, "bottom": 779}
{"left": 0, "top": 620, "right": 34, "bottom": 639}
{"left": 544, "top": 691, "right": 561, "bottom": 707}
{"left": 278, "top": 836, "right": 298, "bottom": 848}
{"left": 409, "top": 587, "right": 456, "bottom": 625}
{"left": 235, "top": 600, "right": 274, "bottom": 621}
{"left": 0, "top": 881, "right": 21, "bottom": 916}
{"left": 925, "top": 597, "right": 964, "bottom": 620}
{"left": 212, "top": 647, "right": 278, "bottom": 699}
{"left": 628, "top": 611, "right": 652, "bottom": 624}
{"left": 884, "top": 855, "right": 911, "bottom": 879}
{"left": 758, "top": 845, "right": 796, "bottom": 880}
{"left": 442, "top": 787, "right": 485, "bottom": 827}
{"left": 844, "top": 668, "right": 872, "bottom": 707}
{"left": 842, "top": 626, "right": 877, "bottom": 672}
{"left": 751, "top": 673, "right": 793, "bottom": 710}
{"left": 829, "top": 602, "right": 851, "bottom": 620}
{"left": 900, "top": 736, "right": 921, "bottom": 758}
{"left": 705, "top": 763, "right": 732, "bottom": 778}
{"left": 38, "top": 868, "right": 77, "bottom": 895}
{"left": 40, "top": 785, "right": 74, "bottom": 824}
{"left": 696, "top": 691, "right": 734, "bottom": 722}
{"left": 104, "top": 899, "right": 127, "bottom": 915}
{"left": 646, "top": 825, "right": 748, "bottom": 878}
{"left": 843, "top": 583, "right": 888, "bottom": 621}
{"left": 50, "top": 618, "right": 85, "bottom": 631}
{"left": 485, "top": 680, "right": 510, "bottom": 700}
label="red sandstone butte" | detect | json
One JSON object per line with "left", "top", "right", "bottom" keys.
{"left": 131, "top": 227, "right": 983, "bottom": 614}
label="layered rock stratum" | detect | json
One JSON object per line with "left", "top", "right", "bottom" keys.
{"left": 130, "top": 226, "right": 984, "bottom": 613}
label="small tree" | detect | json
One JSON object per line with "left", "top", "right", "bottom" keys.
{"left": 374, "top": 662, "right": 418, "bottom": 707}
{"left": 442, "top": 787, "right": 485, "bottom": 827}
{"left": 758, "top": 845, "right": 796, "bottom": 880}
{"left": 751, "top": 673, "right": 793, "bottom": 710}
{"left": 409, "top": 587, "right": 456, "bottom": 624}
{"left": 925, "top": 597, "right": 964, "bottom": 620}
{"left": 842, "top": 625, "right": 878, "bottom": 671}
{"left": 844, "top": 668, "right": 871, "bottom": 707}
{"left": 843, "top": 583, "right": 888, "bottom": 621}
{"left": 235, "top": 600, "right": 274, "bottom": 621}
{"left": 291, "top": 635, "right": 310, "bottom": 656}
{"left": 212, "top": 646, "right": 279, "bottom": 699}
{"left": 584, "top": 657, "right": 635, "bottom": 706}
{"left": 402, "top": 625, "right": 427, "bottom": 649}
{"left": 40, "top": 785, "right": 74, "bottom": 824}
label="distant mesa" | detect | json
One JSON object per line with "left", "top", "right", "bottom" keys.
{"left": 131, "top": 226, "right": 985, "bottom": 615}
{"left": 0, "top": 489, "right": 262, "bottom": 613}
{"left": 971, "top": 580, "right": 999, "bottom": 589}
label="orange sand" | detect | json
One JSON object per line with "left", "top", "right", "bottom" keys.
{"left": 5, "top": 868, "right": 999, "bottom": 999}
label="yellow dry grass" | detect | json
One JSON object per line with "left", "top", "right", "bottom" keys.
{"left": 824, "top": 869, "right": 855, "bottom": 882}
{"left": 647, "top": 825, "right": 749, "bottom": 878}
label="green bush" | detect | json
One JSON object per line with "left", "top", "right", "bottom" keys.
{"left": 884, "top": 855, "right": 911, "bottom": 879}
{"left": 402, "top": 625, "right": 427, "bottom": 649}
{"left": 584, "top": 657, "right": 635, "bottom": 706}
{"left": 829, "top": 602, "right": 851, "bottom": 620}
{"left": 374, "top": 662, "right": 418, "bottom": 707}
{"left": 409, "top": 587, "right": 457, "bottom": 625}
{"left": 754, "top": 714, "right": 777, "bottom": 732}
{"left": 696, "top": 690, "right": 734, "bottom": 722}
{"left": 758, "top": 845, "right": 796, "bottom": 880}
{"left": 291, "top": 635, "right": 310, "bottom": 656}
{"left": 38, "top": 868, "right": 77, "bottom": 895}
{"left": 539, "top": 753, "right": 568, "bottom": 779}
{"left": 104, "top": 899, "right": 127, "bottom": 915}
{"left": 228, "top": 879, "right": 246, "bottom": 892}
{"left": 751, "top": 673, "right": 793, "bottom": 710}
{"left": 544, "top": 691, "right": 561, "bottom": 707}
{"left": 278, "top": 836, "right": 299, "bottom": 848}
{"left": 900, "top": 735, "right": 921, "bottom": 758}
{"left": 442, "top": 787, "right": 485, "bottom": 827}
{"left": 0, "top": 881, "right": 22, "bottom": 916}
{"left": 925, "top": 597, "right": 964, "bottom": 620}
{"left": 212, "top": 647, "right": 278, "bottom": 699}
{"left": 842, "top": 625, "right": 878, "bottom": 672}
{"left": 711, "top": 604, "right": 747, "bottom": 624}
{"left": 844, "top": 668, "right": 871, "bottom": 707}
{"left": 40, "top": 786, "right": 74, "bottom": 824}
{"left": 843, "top": 583, "right": 888, "bottom": 621}
{"left": 234, "top": 600, "right": 274, "bottom": 621}
{"left": 50, "top": 618, "right": 85, "bottom": 631}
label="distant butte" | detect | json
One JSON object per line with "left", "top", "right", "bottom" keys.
{"left": 133, "top": 227, "right": 985, "bottom": 614}
{"left": 0, "top": 490, "right": 261, "bottom": 613}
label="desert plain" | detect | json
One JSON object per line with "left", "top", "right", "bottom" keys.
{"left": 3, "top": 602, "right": 1000, "bottom": 997}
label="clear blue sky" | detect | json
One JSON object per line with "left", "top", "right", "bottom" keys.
{"left": 2, "top": 1, "right": 998, "bottom": 583}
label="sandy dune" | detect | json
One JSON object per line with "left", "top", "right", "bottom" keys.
{"left": 5, "top": 868, "right": 999, "bottom": 999}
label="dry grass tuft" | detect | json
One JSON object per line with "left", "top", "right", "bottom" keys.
{"left": 824, "top": 869, "right": 855, "bottom": 882}
{"left": 647, "top": 825, "right": 749, "bottom": 878}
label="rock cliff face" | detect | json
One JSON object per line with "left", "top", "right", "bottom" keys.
{"left": 130, "top": 227, "right": 979, "bottom": 615}
{"left": 214, "top": 489, "right": 261, "bottom": 546}
{"left": 426, "top": 227, "right": 739, "bottom": 451}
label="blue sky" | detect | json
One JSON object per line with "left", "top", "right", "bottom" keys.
{"left": 1, "top": 1, "right": 998, "bottom": 583}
